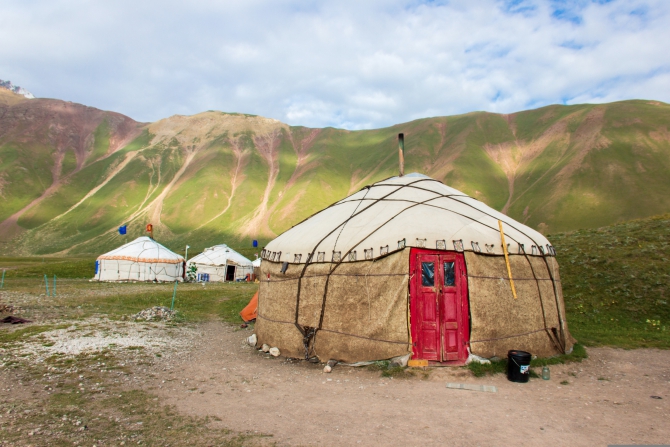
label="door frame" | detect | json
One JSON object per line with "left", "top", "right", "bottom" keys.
{"left": 409, "top": 248, "right": 470, "bottom": 364}
{"left": 225, "top": 265, "right": 236, "bottom": 282}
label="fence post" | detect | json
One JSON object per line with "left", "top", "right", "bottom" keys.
{"left": 170, "top": 281, "right": 178, "bottom": 311}
{"left": 0, "top": 269, "right": 5, "bottom": 289}
{"left": 44, "top": 274, "right": 50, "bottom": 296}
{"left": 53, "top": 275, "right": 57, "bottom": 296}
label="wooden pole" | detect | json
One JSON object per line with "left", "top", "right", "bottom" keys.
{"left": 498, "top": 220, "right": 518, "bottom": 299}
{"left": 398, "top": 133, "right": 405, "bottom": 177}
{"left": 170, "top": 281, "right": 178, "bottom": 311}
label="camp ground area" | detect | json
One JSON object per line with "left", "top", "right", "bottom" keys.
{"left": 0, "top": 270, "right": 669, "bottom": 446}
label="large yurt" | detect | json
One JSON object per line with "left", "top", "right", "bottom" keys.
{"left": 187, "top": 244, "right": 254, "bottom": 282}
{"left": 255, "top": 174, "right": 575, "bottom": 364}
{"left": 95, "top": 237, "right": 185, "bottom": 282}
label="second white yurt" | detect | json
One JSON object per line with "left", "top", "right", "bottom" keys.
{"left": 95, "top": 236, "right": 185, "bottom": 282}
{"left": 188, "top": 244, "right": 254, "bottom": 282}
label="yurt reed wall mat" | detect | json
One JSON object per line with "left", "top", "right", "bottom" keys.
{"left": 255, "top": 174, "right": 575, "bottom": 364}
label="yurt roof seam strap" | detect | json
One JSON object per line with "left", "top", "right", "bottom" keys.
{"left": 354, "top": 180, "right": 553, "bottom": 256}
{"left": 288, "top": 176, "right": 436, "bottom": 230}
{"left": 467, "top": 275, "right": 560, "bottom": 281}
{"left": 292, "top": 184, "right": 376, "bottom": 339}
{"left": 466, "top": 327, "right": 552, "bottom": 344}
{"left": 263, "top": 272, "right": 408, "bottom": 283}
{"left": 280, "top": 180, "right": 555, "bottom": 262}
{"left": 312, "top": 182, "right": 435, "bottom": 334}
{"left": 541, "top": 255, "right": 568, "bottom": 353}
{"left": 318, "top": 327, "right": 409, "bottom": 345}
{"left": 519, "top": 249, "right": 564, "bottom": 354}
{"left": 256, "top": 311, "right": 293, "bottom": 326}
{"left": 301, "top": 179, "right": 482, "bottom": 349}
{"left": 312, "top": 185, "right": 378, "bottom": 339}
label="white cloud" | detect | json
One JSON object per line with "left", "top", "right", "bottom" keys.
{"left": 0, "top": 0, "right": 668, "bottom": 129}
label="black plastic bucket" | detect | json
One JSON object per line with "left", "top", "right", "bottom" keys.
{"left": 507, "top": 350, "right": 532, "bottom": 383}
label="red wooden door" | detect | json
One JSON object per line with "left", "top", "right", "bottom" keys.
{"left": 410, "top": 249, "right": 469, "bottom": 363}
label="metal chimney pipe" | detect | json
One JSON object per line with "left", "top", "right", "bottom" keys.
{"left": 398, "top": 133, "right": 405, "bottom": 177}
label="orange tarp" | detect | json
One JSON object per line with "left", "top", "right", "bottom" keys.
{"left": 240, "top": 291, "right": 258, "bottom": 322}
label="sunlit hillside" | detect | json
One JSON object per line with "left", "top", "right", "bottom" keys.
{"left": 1, "top": 87, "right": 669, "bottom": 255}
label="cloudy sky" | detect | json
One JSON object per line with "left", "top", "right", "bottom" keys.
{"left": 2, "top": 0, "right": 669, "bottom": 129}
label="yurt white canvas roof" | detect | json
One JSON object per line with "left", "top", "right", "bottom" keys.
{"left": 263, "top": 174, "right": 553, "bottom": 263}
{"left": 188, "top": 245, "right": 253, "bottom": 267}
{"left": 99, "top": 236, "right": 183, "bottom": 263}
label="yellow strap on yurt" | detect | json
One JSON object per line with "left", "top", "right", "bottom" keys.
{"left": 498, "top": 220, "right": 518, "bottom": 300}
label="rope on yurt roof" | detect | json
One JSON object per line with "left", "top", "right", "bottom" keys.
{"left": 286, "top": 176, "right": 566, "bottom": 358}
{"left": 465, "top": 327, "right": 551, "bottom": 345}
{"left": 541, "top": 255, "right": 567, "bottom": 353}
{"left": 293, "top": 185, "right": 374, "bottom": 357}
{"left": 361, "top": 178, "right": 567, "bottom": 353}
{"left": 519, "top": 247, "right": 564, "bottom": 354}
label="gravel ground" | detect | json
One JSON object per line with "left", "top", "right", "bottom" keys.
{"left": 1, "top": 287, "right": 669, "bottom": 446}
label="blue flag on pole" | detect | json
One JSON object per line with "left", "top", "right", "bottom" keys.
{"left": 119, "top": 225, "right": 127, "bottom": 235}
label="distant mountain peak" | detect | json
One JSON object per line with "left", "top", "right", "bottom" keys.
{"left": 0, "top": 79, "right": 35, "bottom": 99}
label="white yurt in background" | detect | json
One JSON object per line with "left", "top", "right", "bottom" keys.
{"left": 95, "top": 236, "right": 185, "bottom": 282}
{"left": 188, "top": 244, "right": 254, "bottom": 282}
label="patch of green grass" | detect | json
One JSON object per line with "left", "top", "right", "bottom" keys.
{"left": 92, "top": 283, "right": 257, "bottom": 322}
{"left": 381, "top": 366, "right": 415, "bottom": 379}
{"left": 0, "top": 324, "right": 68, "bottom": 346}
{"left": 466, "top": 359, "right": 507, "bottom": 377}
{"left": 0, "top": 256, "right": 95, "bottom": 278}
{"left": 365, "top": 360, "right": 418, "bottom": 379}
{"left": 530, "top": 344, "right": 588, "bottom": 366}
{"left": 467, "top": 344, "right": 587, "bottom": 377}
{"left": 553, "top": 214, "right": 670, "bottom": 348}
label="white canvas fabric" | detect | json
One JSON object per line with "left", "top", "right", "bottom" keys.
{"left": 263, "top": 174, "right": 554, "bottom": 264}
{"left": 252, "top": 257, "right": 262, "bottom": 268}
{"left": 95, "top": 236, "right": 184, "bottom": 282}
{"left": 188, "top": 244, "right": 254, "bottom": 281}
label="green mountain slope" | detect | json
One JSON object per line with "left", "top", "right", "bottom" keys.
{"left": 1, "top": 87, "right": 669, "bottom": 255}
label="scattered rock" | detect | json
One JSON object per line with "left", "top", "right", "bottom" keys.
{"left": 0, "top": 303, "right": 18, "bottom": 314}
{"left": 269, "top": 347, "right": 280, "bottom": 357}
{"left": 130, "top": 307, "right": 177, "bottom": 322}
{"left": 261, "top": 344, "right": 270, "bottom": 353}
{"left": 246, "top": 334, "right": 257, "bottom": 346}
{"left": 324, "top": 359, "right": 338, "bottom": 373}
{"left": 389, "top": 354, "right": 410, "bottom": 368}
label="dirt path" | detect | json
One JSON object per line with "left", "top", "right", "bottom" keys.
{"left": 149, "top": 322, "right": 670, "bottom": 446}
